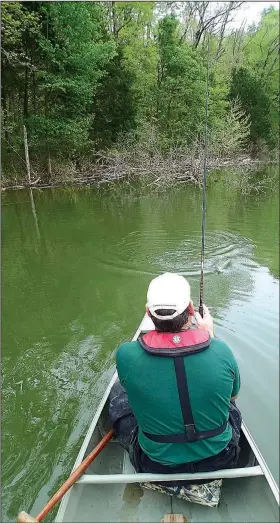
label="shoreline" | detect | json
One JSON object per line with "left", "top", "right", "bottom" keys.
{"left": 1, "top": 156, "right": 277, "bottom": 191}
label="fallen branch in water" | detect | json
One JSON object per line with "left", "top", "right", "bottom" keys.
{"left": 2, "top": 148, "right": 277, "bottom": 191}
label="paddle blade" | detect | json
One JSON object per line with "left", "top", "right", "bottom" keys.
{"left": 18, "top": 512, "right": 38, "bottom": 522}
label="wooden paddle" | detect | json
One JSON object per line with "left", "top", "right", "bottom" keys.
{"left": 17, "top": 429, "right": 114, "bottom": 523}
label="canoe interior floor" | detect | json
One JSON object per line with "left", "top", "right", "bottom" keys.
{"left": 61, "top": 438, "right": 278, "bottom": 523}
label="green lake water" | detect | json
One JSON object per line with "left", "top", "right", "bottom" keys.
{"left": 2, "top": 167, "right": 279, "bottom": 521}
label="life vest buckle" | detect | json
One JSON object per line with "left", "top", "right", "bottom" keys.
{"left": 185, "top": 424, "right": 197, "bottom": 442}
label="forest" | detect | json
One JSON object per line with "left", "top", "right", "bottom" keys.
{"left": 1, "top": 1, "right": 279, "bottom": 185}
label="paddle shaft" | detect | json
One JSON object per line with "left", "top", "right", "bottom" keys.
{"left": 18, "top": 429, "right": 114, "bottom": 523}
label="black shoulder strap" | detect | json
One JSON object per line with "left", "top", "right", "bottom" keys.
{"left": 142, "top": 356, "right": 228, "bottom": 443}
{"left": 173, "top": 357, "right": 197, "bottom": 442}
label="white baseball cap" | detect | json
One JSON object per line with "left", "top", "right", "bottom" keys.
{"left": 146, "top": 272, "right": 191, "bottom": 320}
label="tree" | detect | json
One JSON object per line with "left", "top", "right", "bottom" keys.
{"left": 1, "top": 2, "right": 116, "bottom": 170}
{"left": 30, "top": 2, "right": 115, "bottom": 160}
{"left": 92, "top": 50, "right": 137, "bottom": 149}
{"left": 229, "top": 67, "right": 273, "bottom": 147}
{"left": 242, "top": 8, "right": 279, "bottom": 141}
{"left": 155, "top": 15, "right": 206, "bottom": 149}
{"left": 1, "top": 2, "right": 41, "bottom": 146}
{"left": 92, "top": 2, "right": 156, "bottom": 148}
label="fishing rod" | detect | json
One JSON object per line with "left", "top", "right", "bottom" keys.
{"left": 199, "top": 35, "right": 211, "bottom": 319}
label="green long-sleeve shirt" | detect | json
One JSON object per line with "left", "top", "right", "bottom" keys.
{"left": 116, "top": 337, "right": 240, "bottom": 465}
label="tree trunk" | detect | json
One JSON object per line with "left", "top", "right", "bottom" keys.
{"left": 112, "top": 1, "right": 118, "bottom": 40}
{"left": 23, "top": 125, "right": 31, "bottom": 184}
{"left": 24, "top": 66, "right": 29, "bottom": 118}
{"left": 147, "top": 23, "right": 151, "bottom": 41}
{"left": 33, "top": 70, "right": 36, "bottom": 113}
{"left": 31, "top": 53, "right": 37, "bottom": 114}
{"left": 1, "top": 72, "right": 10, "bottom": 144}
{"left": 47, "top": 151, "right": 52, "bottom": 177}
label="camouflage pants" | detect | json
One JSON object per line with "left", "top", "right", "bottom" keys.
{"left": 109, "top": 380, "right": 242, "bottom": 474}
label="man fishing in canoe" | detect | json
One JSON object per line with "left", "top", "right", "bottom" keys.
{"left": 109, "top": 272, "right": 242, "bottom": 474}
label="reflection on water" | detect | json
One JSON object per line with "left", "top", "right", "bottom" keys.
{"left": 2, "top": 167, "right": 279, "bottom": 521}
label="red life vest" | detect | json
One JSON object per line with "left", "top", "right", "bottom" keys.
{"left": 139, "top": 328, "right": 210, "bottom": 357}
{"left": 138, "top": 328, "right": 228, "bottom": 443}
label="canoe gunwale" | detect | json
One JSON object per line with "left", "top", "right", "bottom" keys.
{"left": 241, "top": 423, "right": 279, "bottom": 504}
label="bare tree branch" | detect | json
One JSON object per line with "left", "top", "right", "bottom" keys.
{"left": 261, "top": 38, "right": 280, "bottom": 77}
{"left": 193, "top": 2, "right": 244, "bottom": 48}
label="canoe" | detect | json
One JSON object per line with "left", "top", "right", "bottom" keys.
{"left": 55, "top": 314, "right": 279, "bottom": 523}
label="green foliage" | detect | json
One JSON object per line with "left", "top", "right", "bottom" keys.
{"left": 92, "top": 2, "right": 156, "bottom": 148}
{"left": 35, "top": 2, "right": 116, "bottom": 156}
{"left": 155, "top": 15, "right": 206, "bottom": 148}
{"left": 1, "top": 1, "right": 116, "bottom": 165}
{"left": 1, "top": 1, "right": 279, "bottom": 180}
{"left": 229, "top": 67, "right": 274, "bottom": 147}
{"left": 92, "top": 51, "right": 137, "bottom": 149}
{"left": 1, "top": 2, "right": 41, "bottom": 66}
{"left": 242, "top": 7, "right": 279, "bottom": 142}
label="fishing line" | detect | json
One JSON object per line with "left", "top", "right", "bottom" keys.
{"left": 199, "top": 35, "right": 211, "bottom": 319}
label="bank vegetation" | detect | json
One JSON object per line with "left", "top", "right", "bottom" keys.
{"left": 1, "top": 2, "right": 279, "bottom": 188}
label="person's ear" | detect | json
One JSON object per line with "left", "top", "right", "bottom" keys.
{"left": 146, "top": 307, "right": 151, "bottom": 317}
{"left": 187, "top": 300, "right": 195, "bottom": 316}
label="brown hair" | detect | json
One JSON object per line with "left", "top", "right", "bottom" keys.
{"left": 150, "top": 308, "right": 189, "bottom": 332}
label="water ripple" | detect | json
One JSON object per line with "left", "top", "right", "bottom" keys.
{"left": 97, "top": 230, "right": 255, "bottom": 277}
